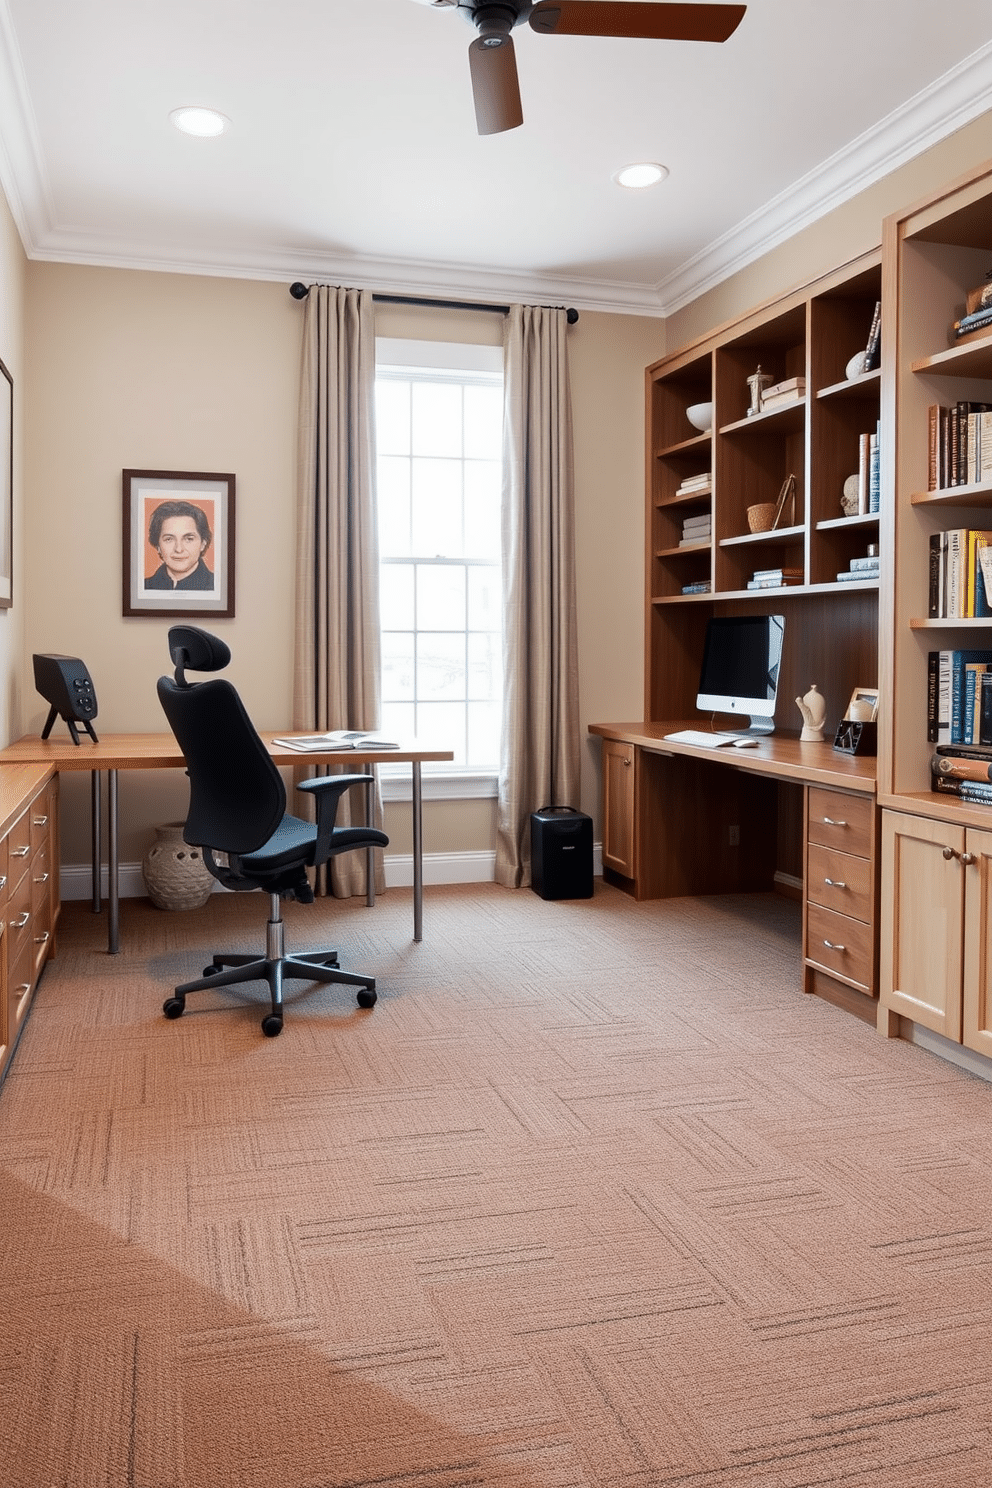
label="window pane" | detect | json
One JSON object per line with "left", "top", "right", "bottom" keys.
{"left": 380, "top": 563, "right": 415, "bottom": 633}
{"left": 464, "top": 384, "right": 503, "bottom": 459}
{"left": 417, "top": 564, "right": 465, "bottom": 630}
{"left": 464, "top": 460, "right": 501, "bottom": 558}
{"left": 468, "top": 631, "right": 501, "bottom": 700}
{"left": 377, "top": 456, "right": 411, "bottom": 557}
{"left": 468, "top": 701, "right": 500, "bottom": 766}
{"left": 417, "top": 632, "right": 466, "bottom": 701}
{"left": 412, "top": 383, "right": 462, "bottom": 458}
{"left": 416, "top": 701, "right": 467, "bottom": 763}
{"left": 381, "top": 700, "right": 415, "bottom": 742}
{"left": 375, "top": 380, "right": 410, "bottom": 456}
{"left": 411, "top": 458, "right": 462, "bottom": 557}
{"left": 467, "top": 564, "right": 501, "bottom": 630}
{"left": 381, "top": 631, "right": 415, "bottom": 701}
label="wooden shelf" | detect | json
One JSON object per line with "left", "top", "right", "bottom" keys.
{"left": 655, "top": 432, "right": 711, "bottom": 458}
{"left": 816, "top": 513, "right": 880, "bottom": 530}
{"left": 719, "top": 400, "right": 806, "bottom": 436}
{"left": 656, "top": 542, "right": 709, "bottom": 558}
{"left": 911, "top": 481, "right": 992, "bottom": 506}
{"left": 719, "top": 523, "right": 803, "bottom": 549}
{"left": 909, "top": 616, "right": 992, "bottom": 630}
{"left": 816, "top": 368, "right": 881, "bottom": 400}
{"left": 911, "top": 336, "right": 992, "bottom": 378}
{"left": 656, "top": 488, "right": 712, "bottom": 507}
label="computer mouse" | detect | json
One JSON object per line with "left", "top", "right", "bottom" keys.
{"left": 732, "top": 737, "right": 759, "bottom": 748}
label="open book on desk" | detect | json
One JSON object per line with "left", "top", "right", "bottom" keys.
{"left": 271, "top": 731, "right": 401, "bottom": 753}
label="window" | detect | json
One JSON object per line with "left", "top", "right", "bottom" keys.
{"left": 375, "top": 340, "right": 504, "bottom": 780}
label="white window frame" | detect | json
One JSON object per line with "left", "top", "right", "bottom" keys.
{"left": 375, "top": 338, "right": 504, "bottom": 803}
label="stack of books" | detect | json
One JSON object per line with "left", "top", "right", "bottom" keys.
{"left": 927, "top": 649, "right": 992, "bottom": 745}
{"left": 951, "top": 299, "right": 992, "bottom": 345}
{"left": 681, "top": 580, "right": 711, "bottom": 596}
{"left": 836, "top": 554, "right": 881, "bottom": 583}
{"left": 855, "top": 422, "right": 882, "bottom": 514}
{"left": 759, "top": 376, "right": 805, "bottom": 412}
{"left": 926, "top": 402, "right": 992, "bottom": 489}
{"left": 675, "top": 472, "right": 711, "bottom": 498}
{"left": 931, "top": 745, "right": 992, "bottom": 804}
{"left": 928, "top": 528, "right": 992, "bottom": 618}
{"left": 746, "top": 566, "right": 803, "bottom": 591}
{"left": 679, "top": 512, "right": 711, "bottom": 547}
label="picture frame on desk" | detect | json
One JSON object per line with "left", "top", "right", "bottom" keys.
{"left": 0, "top": 356, "right": 13, "bottom": 609}
{"left": 123, "top": 469, "right": 235, "bottom": 618}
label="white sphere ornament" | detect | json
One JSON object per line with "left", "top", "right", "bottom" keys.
{"left": 845, "top": 351, "right": 867, "bottom": 381}
{"left": 685, "top": 402, "right": 713, "bottom": 433}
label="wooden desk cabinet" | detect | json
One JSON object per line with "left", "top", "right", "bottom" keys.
{"left": 803, "top": 785, "right": 879, "bottom": 1003}
{"left": 880, "top": 808, "right": 992, "bottom": 1057}
{"left": 601, "top": 738, "right": 636, "bottom": 879}
{"left": 0, "top": 768, "right": 59, "bottom": 1085}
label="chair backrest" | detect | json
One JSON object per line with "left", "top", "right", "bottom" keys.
{"left": 157, "top": 673, "right": 287, "bottom": 855}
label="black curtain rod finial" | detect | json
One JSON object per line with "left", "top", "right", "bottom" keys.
{"left": 289, "top": 281, "right": 309, "bottom": 300}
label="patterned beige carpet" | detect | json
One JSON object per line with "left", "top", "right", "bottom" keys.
{"left": 1, "top": 881, "right": 991, "bottom": 1487}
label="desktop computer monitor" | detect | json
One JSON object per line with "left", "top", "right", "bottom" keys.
{"left": 696, "top": 614, "right": 785, "bottom": 736}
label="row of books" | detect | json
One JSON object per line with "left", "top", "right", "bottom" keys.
{"left": 680, "top": 580, "right": 711, "bottom": 595}
{"left": 675, "top": 472, "right": 710, "bottom": 497}
{"left": 926, "top": 402, "right": 992, "bottom": 490}
{"left": 928, "top": 529, "right": 992, "bottom": 618}
{"left": 746, "top": 566, "right": 802, "bottom": 591}
{"left": 836, "top": 554, "right": 880, "bottom": 583}
{"left": 679, "top": 511, "right": 711, "bottom": 547}
{"left": 759, "top": 375, "right": 805, "bottom": 412}
{"left": 926, "top": 649, "right": 992, "bottom": 745}
{"left": 856, "top": 423, "right": 881, "bottom": 515}
{"left": 951, "top": 304, "right": 992, "bottom": 345}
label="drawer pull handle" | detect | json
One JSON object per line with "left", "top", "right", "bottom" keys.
{"left": 821, "top": 816, "right": 848, "bottom": 828}
{"left": 0, "top": 875, "right": 7, "bottom": 890}
{"left": 941, "top": 846, "right": 975, "bottom": 863}
{"left": 10, "top": 845, "right": 30, "bottom": 858}
{"left": 34, "top": 931, "right": 49, "bottom": 945}
{"left": 32, "top": 815, "right": 48, "bottom": 827}
{"left": 623, "top": 757, "right": 631, "bottom": 767}
{"left": 823, "top": 938, "right": 846, "bottom": 952}
{"left": 823, "top": 877, "right": 847, "bottom": 889}
{"left": 961, "top": 852, "right": 977, "bottom": 867}
{"left": 11, "top": 911, "right": 29, "bottom": 928}
{"left": 33, "top": 872, "right": 49, "bottom": 885}
{"left": 15, "top": 983, "right": 30, "bottom": 996}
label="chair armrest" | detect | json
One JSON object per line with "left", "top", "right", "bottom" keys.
{"left": 296, "top": 774, "right": 375, "bottom": 863}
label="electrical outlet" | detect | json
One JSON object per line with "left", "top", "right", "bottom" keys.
{"left": 729, "top": 825, "right": 740, "bottom": 846}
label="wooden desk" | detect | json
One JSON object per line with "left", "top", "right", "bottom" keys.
{"left": 590, "top": 722, "right": 880, "bottom": 1010}
{"left": 0, "top": 734, "right": 453, "bottom": 953}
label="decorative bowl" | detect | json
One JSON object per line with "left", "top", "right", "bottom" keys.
{"left": 746, "top": 503, "right": 777, "bottom": 533}
{"left": 685, "top": 401, "right": 713, "bottom": 433}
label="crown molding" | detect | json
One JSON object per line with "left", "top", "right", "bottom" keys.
{"left": 0, "top": 0, "right": 55, "bottom": 246}
{"left": 655, "top": 38, "right": 992, "bottom": 316}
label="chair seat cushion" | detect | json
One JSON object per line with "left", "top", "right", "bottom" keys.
{"left": 238, "top": 814, "right": 316, "bottom": 872}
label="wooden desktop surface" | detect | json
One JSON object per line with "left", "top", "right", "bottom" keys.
{"left": 0, "top": 732, "right": 454, "bottom": 770}
{"left": 588, "top": 721, "right": 877, "bottom": 793}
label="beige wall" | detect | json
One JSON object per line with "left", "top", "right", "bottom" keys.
{"left": 21, "top": 266, "right": 662, "bottom": 868}
{"left": 0, "top": 190, "right": 25, "bottom": 743}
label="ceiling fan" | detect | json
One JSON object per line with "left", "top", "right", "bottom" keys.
{"left": 411, "top": 1, "right": 746, "bottom": 135}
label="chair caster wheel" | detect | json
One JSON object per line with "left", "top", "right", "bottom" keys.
{"left": 261, "top": 1014, "right": 283, "bottom": 1037}
{"left": 163, "top": 996, "right": 185, "bottom": 1019}
{"left": 356, "top": 989, "right": 377, "bottom": 1009}
{"left": 202, "top": 964, "right": 221, "bottom": 977}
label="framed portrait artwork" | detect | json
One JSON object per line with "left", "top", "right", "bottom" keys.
{"left": 122, "top": 469, "right": 235, "bottom": 618}
{"left": 0, "top": 356, "right": 12, "bottom": 609}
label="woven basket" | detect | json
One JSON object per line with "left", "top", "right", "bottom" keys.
{"left": 746, "top": 502, "right": 776, "bottom": 533}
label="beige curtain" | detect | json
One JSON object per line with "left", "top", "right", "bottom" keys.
{"left": 294, "top": 285, "right": 384, "bottom": 897}
{"left": 495, "top": 305, "right": 580, "bottom": 888}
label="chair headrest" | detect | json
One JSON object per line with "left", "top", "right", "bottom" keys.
{"left": 167, "top": 626, "right": 231, "bottom": 687}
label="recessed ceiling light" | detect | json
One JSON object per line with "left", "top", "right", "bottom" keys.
{"left": 169, "top": 107, "right": 229, "bottom": 138}
{"left": 614, "top": 162, "right": 669, "bottom": 190}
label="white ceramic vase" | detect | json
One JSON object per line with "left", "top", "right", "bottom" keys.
{"left": 142, "top": 822, "right": 214, "bottom": 910}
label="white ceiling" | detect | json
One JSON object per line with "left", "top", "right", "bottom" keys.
{"left": 1, "top": 0, "right": 992, "bottom": 316}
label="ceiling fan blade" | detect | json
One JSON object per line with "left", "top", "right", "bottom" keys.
{"left": 468, "top": 33, "right": 524, "bottom": 135}
{"left": 529, "top": 2, "right": 746, "bottom": 42}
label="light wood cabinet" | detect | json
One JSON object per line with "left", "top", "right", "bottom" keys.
{"left": 0, "top": 767, "right": 59, "bottom": 1087}
{"left": 601, "top": 738, "right": 635, "bottom": 878}
{"left": 880, "top": 807, "right": 992, "bottom": 1055}
{"left": 804, "top": 785, "right": 879, "bottom": 998}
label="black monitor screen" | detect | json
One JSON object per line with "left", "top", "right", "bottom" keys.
{"left": 697, "top": 614, "right": 785, "bottom": 722}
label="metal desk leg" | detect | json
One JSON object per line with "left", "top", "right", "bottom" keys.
{"left": 91, "top": 769, "right": 102, "bottom": 912}
{"left": 412, "top": 760, "right": 423, "bottom": 943}
{"left": 108, "top": 768, "right": 120, "bottom": 954}
{"left": 365, "top": 775, "right": 375, "bottom": 908}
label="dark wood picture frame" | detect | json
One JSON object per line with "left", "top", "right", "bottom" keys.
{"left": 0, "top": 357, "right": 12, "bottom": 609}
{"left": 123, "top": 469, "right": 235, "bottom": 618}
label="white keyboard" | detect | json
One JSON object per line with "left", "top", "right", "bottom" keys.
{"left": 662, "top": 729, "right": 739, "bottom": 749}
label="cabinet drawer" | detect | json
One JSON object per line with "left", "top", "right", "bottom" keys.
{"left": 6, "top": 809, "right": 32, "bottom": 883}
{"left": 806, "top": 902, "right": 873, "bottom": 991}
{"left": 5, "top": 869, "right": 34, "bottom": 975}
{"left": 807, "top": 843, "right": 873, "bottom": 923}
{"left": 30, "top": 798, "right": 52, "bottom": 853}
{"left": 808, "top": 788, "right": 873, "bottom": 857}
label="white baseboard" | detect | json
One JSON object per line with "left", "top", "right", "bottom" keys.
{"left": 60, "top": 843, "right": 607, "bottom": 900}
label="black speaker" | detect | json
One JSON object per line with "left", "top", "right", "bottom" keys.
{"left": 33, "top": 654, "right": 99, "bottom": 744}
{"left": 530, "top": 806, "right": 593, "bottom": 900}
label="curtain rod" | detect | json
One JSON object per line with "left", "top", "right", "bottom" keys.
{"left": 289, "top": 282, "right": 579, "bottom": 324}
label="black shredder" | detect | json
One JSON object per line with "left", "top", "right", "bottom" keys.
{"left": 530, "top": 807, "right": 594, "bottom": 900}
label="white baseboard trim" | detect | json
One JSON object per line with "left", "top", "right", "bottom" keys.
{"left": 60, "top": 843, "right": 608, "bottom": 900}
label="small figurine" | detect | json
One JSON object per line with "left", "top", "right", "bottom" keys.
{"left": 796, "top": 683, "right": 826, "bottom": 742}
{"left": 746, "top": 364, "right": 774, "bottom": 417}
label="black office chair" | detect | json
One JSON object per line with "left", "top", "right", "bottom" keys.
{"left": 156, "top": 625, "right": 389, "bottom": 1037}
